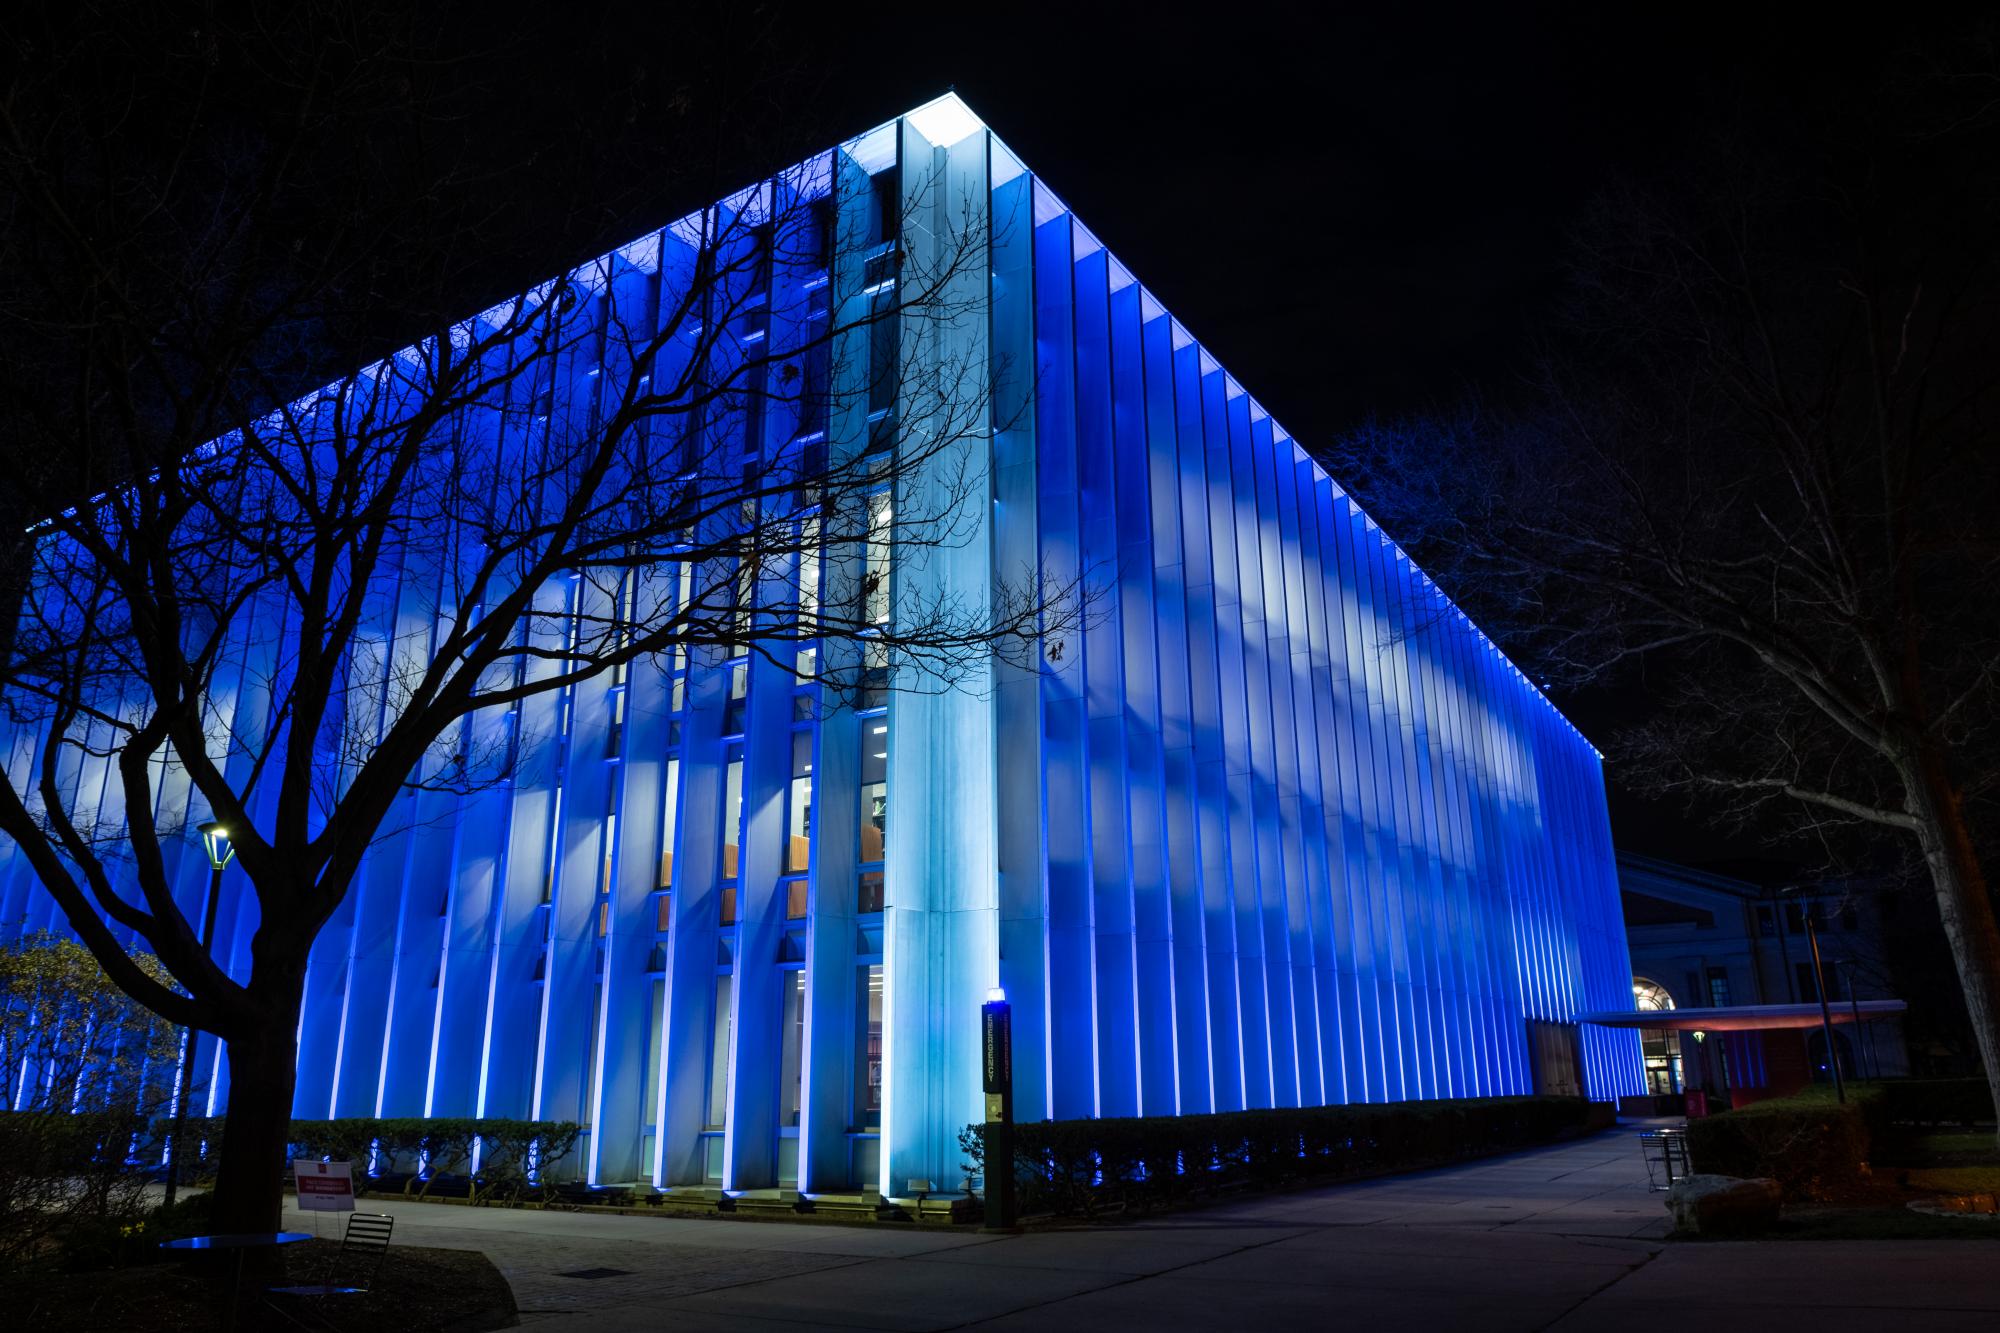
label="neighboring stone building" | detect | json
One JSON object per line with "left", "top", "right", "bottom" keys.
{"left": 1616, "top": 853, "right": 1909, "bottom": 1107}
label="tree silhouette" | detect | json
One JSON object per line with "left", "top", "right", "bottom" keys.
{"left": 0, "top": 6, "right": 1062, "bottom": 1229}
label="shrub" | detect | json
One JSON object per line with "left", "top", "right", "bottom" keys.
{"left": 152, "top": 1114, "right": 584, "bottom": 1206}
{"left": 964, "top": 1095, "right": 1607, "bottom": 1220}
{"left": 465, "top": 1119, "right": 584, "bottom": 1203}
{"left": 51, "top": 1190, "right": 213, "bottom": 1272}
{"left": 146, "top": 1189, "right": 214, "bottom": 1242}
{"left": 0, "top": 935, "right": 179, "bottom": 1272}
{"left": 1685, "top": 1084, "right": 1886, "bottom": 1201}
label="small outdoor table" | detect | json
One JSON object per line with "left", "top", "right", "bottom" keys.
{"left": 159, "top": 1231, "right": 312, "bottom": 1333}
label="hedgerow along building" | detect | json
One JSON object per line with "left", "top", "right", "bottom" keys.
{"left": 0, "top": 94, "right": 1643, "bottom": 1199}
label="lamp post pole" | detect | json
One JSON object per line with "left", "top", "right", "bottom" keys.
{"left": 164, "top": 823, "right": 233, "bottom": 1209}
{"left": 1794, "top": 889, "right": 1845, "bottom": 1104}
{"left": 981, "top": 989, "right": 1016, "bottom": 1232}
{"left": 1836, "top": 960, "right": 1872, "bottom": 1081}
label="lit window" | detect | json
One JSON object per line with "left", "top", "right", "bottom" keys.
{"left": 796, "top": 521, "right": 821, "bottom": 677}
{"left": 863, "top": 492, "right": 892, "bottom": 626}
{"left": 785, "top": 730, "right": 813, "bottom": 875}
{"left": 855, "top": 964, "right": 883, "bottom": 1128}
{"left": 706, "top": 974, "right": 733, "bottom": 1129}
{"left": 733, "top": 550, "right": 757, "bottom": 645}
{"left": 859, "top": 637, "right": 890, "bottom": 711}
{"left": 779, "top": 971, "right": 806, "bottom": 1126}
{"left": 723, "top": 662, "right": 749, "bottom": 736}
{"left": 1633, "top": 977, "right": 1683, "bottom": 1097}
{"left": 798, "top": 523, "right": 821, "bottom": 621}
{"left": 598, "top": 810, "right": 617, "bottom": 896}
{"left": 721, "top": 747, "right": 743, "bottom": 882}
{"left": 669, "top": 647, "right": 688, "bottom": 717}
{"left": 657, "top": 757, "right": 681, "bottom": 889}
{"left": 857, "top": 718, "right": 887, "bottom": 910}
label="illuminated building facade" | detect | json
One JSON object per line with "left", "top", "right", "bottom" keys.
{"left": 0, "top": 95, "right": 1642, "bottom": 1199}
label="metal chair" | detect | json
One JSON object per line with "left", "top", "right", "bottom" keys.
{"left": 267, "top": 1212, "right": 395, "bottom": 1318}
{"left": 1637, "top": 1129, "right": 1691, "bottom": 1192}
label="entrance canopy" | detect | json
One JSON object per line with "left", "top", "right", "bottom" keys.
{"left": 1580, "top": 999, "right": 1905, "bottom": 1032}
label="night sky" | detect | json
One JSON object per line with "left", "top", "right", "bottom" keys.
{"left": 813, "top": 4, "right": 1690, "bottom": 441}
{"left": 468, "top": 2, "right": 1889, "bottom": 439}
{"left": 398, "top": 3, "right": 1956, "bottom": 877}
{"left": 792, "top": 4, "right": 1899, "bottom": 439}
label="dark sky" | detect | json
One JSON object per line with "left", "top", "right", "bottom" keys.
{"left": 793, "top": 3, "right": 1854, "bottom": 440}
{"left": 483, "top": 1, "right": 1915, "bottom": 451}
{"left": 813, "top": 4, "right": 1692, "bottom": 441}
{"left": 470, "top": 2, "right": 1939, "bottom": 878}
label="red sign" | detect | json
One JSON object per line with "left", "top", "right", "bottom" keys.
{"left": 293, "top": 1159, "right": 356, "bottom": 1212}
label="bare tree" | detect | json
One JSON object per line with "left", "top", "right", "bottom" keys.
{"left": 0, "top": 6, "right": 1059, "bottom": 1231}
{"left": 1328, "top": 45, "right": 2000, "bottom": 1133}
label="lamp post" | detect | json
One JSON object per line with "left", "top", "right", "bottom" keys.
{"left": 1786, "top": 884, "right": 1845, "bottom": 1104}
{"left": 981, "top": 987, "right": 1016, "bottom": 1231}
{"left": 163, "top": 821, "right": 233, "bottom": 1208}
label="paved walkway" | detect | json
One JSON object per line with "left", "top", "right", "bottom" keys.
{"left": 281, "top": 1130, "right": 2000, "bottom": 1330}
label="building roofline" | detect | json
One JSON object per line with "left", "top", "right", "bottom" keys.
{"left": 1615, "top": 851, "right": 1769, "bottom": 900}
{"left": 900, "top": 95, "right": 1601, "bottom": 757}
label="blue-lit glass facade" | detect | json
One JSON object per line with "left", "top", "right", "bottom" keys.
{"left": 0, "top": 96, "right": 1641, "bottom": 1197}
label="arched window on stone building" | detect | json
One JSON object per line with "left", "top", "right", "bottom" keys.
{"left": 1633, "top": 977, "right": 1683, "bottom": 1095}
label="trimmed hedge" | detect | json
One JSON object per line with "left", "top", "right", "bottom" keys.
{"left": 168, "top": 1116, "right": 583, "bottom": 1202}
{"left": 1685, "top": 1084, "right": 1885, "bottom": 1201}
{"left": 962, "top": 1095, "right": 1612, "bottom": 1219}
{"left": 1687, "top": 1079, "right": 1997, "bottom": 1202}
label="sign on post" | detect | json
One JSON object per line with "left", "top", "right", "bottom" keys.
{"left": 293, "top": 1159, "right": 356, "bottom": 1213}
{"left": 982, "top": 1000, "right": 1012, "bottom": 1094}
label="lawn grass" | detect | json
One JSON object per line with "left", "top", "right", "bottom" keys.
{"left": 1879, "top": 1130, "right": 2000, "bottom": 1195}
{"left": 1903, "top": 1166, "right": 2000, "bottom": 1192}
{"left": 1884, "top": 1131, "right": 2000, "bottom": 1167}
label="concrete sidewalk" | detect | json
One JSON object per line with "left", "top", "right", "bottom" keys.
{"left": 282, "top": 1130, "right": 2000, "bottom": 1330}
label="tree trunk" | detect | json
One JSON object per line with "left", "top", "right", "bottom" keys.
{"left": 206, "top": 998, "right": 303, "bottom": 1234}
{"left": 1905, "top": 749, "right": 2000, "bottom": 1144}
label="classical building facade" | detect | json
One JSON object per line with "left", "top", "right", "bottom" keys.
{"left": 1619, "top": 853, "right": 1910, "bottom": 1105}
{"left": 0, "top": 95, "right": 1642, "bottom": 1198}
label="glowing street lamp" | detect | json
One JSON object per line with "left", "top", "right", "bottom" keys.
{"left": 198, "top": 820, "right": 235, "bottom": 872}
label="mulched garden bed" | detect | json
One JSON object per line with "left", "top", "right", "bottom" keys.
{"left": 1675, "top": 1128, "right": 2000, "bottom": 1242}
{"left": 2, "top": 1238, "right": 517, "bottom": 1331}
